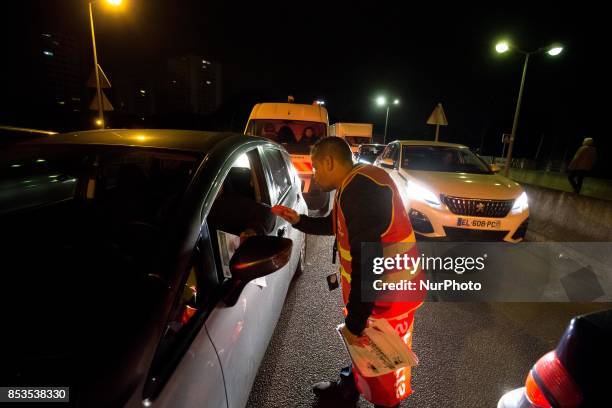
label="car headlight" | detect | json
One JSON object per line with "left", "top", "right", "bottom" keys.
{"left": 511, "top": 191, "right": 528, "bottom": 213}
{"left": 407, "top": 180, "right": 441, "bottom": 208}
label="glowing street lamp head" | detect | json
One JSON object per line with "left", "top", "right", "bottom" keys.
{"left": 106, "top": 0, "right": 123, "bottom": 5}
{"left": 547, "top": 46, "right": 563, "bottom": 56}
{"left": 393, "top": 99, "right": 400, "bottom": 105}
{"left": 495, "top": 41, "right": 510, "bottom": 53}
{"left": 376, "top": 96, "right": 386, "bottom": 106}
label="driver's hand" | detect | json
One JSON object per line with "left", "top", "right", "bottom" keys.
{"left": 271, "top": 205, "right": 301, "bottom": 225}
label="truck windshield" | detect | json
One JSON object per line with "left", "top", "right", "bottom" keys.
{"left": 246, "top": 120, "right": 326, "bottom": 153}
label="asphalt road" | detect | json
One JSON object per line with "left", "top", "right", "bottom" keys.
{"left": 246, "top": 235, "right": 610, "bottom": 408}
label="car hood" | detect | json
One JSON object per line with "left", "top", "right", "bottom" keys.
{"left": 404, "top": 170, "right": 524, "bottom": 200}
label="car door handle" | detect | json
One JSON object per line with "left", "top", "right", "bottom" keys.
{"left": 277, "top": 226, "right": 286, "bottom": 237}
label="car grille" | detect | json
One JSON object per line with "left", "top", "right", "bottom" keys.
{"left": 443, "top": 226, "right": 509, "bottom": 242}
{"left": 441, "top": 195, "right": 514, "bottom": 218}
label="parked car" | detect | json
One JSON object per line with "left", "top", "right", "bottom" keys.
{"left": 0, "top": 129, "right": 307, "bottom": 408}
{"left": 356, "top": 143, "right": 386, "bottom": 164}
{"left": 374, "top": 140, "right": 529, "bottom": 242}
{"left": 497, "top": 309, "right": 612, "bottom": 408}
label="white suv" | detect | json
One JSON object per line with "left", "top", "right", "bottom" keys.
{"left": 375, "top": 140, "right": 529, "bottom": 242}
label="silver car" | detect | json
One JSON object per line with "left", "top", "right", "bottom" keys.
{"left": 0, "top": 129, "right": 307, "bottom": 407}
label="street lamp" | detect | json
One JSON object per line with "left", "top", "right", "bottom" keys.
{"left": 495, "top": 40, "right": 563, "bottom": 176}
{"left": 375, "top": 95, "right": 400, "bottom": 144}
{"left": 89, "top": 0, "right": 123, "bottom": 128}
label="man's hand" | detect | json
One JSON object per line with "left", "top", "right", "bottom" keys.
{"left": 271, "top": 205, "right": 301, "bottom": 225}
{"left": 340, "top": 324, "right": 370, "bottom": 347}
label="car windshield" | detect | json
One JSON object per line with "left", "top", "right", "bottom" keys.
{"left": 246, "top": 119, "right": 326, "bottom": 154}
{"left": 401, "top": 145, "right": 492, "bottom": 174}
{"left": 360, "top": 145, "right": 384, "bottom": 156}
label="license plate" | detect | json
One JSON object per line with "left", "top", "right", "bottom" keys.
{"left": 456, "top": 217, "right": 502, "bottom": 230}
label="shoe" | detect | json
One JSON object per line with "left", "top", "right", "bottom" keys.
{"left": 312, "top": 379, "right": 359, "bottom": 402}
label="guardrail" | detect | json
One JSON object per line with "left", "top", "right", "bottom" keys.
{"left": 480, "top": 156, "right": 567, "bottom": 172}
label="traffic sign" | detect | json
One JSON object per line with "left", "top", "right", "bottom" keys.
{"left": 86, "top": 64, "right": 111, "bottom": 89}
{"left": 427, "top": 103, "right": 448, "bottom": 141}
{"left": 89, "top": 90, "right": 114, "bottom": 111}
{"left": 427, "top": 103, "right": 448, "bottom": 126}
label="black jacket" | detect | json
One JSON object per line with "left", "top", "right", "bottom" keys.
{"left": 294, "top": 171, "right": 392, "bottom": 335}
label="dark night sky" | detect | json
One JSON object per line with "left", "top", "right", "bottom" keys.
{"left": 2, "top": 1, "right": 609, "bottom": 169}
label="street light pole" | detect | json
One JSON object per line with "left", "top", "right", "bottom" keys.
{"left": 383, "top": 105, "right": 390, "bottom": 144}
{"left": 496, "top": 40, "right": 563, "bottom": 177}
{"left": 376, "top": 96, "right": 399, "bottom": 145}
{"left": 504, "top": 52, "right": 530, "bottom": 176}
{"left": 88, "top": 1, "right": 104, "bottom": 128}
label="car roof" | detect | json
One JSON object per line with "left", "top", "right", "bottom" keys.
{"left": 390, "top": 139, "right": 468, "bottom": 149}
{"left": 17, "top": 129, "right": 257, "bottom": 153}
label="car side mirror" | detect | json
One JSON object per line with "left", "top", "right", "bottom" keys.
{"left": 490, "top": 164, "right": 501, "bottom": 173}
{"left": 229, "top": 235, "right": 293, "bottom": 282}
{"left": 380, "top": 158, "right": 396, "bottom": 169}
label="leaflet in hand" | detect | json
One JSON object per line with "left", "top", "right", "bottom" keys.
{"left": 337, "top": 319, "right": 418, "bottom": 377}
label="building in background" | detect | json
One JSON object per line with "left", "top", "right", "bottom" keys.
{"left": 38, "top": 32, "right": 86, "bottom": 113}
{"left": 113, "top": 74, "right": 157, "bottom": 118}
{"left": 163, "top": 55, "right": 222, "bottom": 115}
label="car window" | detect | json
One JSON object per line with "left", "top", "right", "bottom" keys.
{"left": 264, "top": 148, "right": 292, "bottom": 203}
{"left": 389, "top": 144, "right": 400, "bottom": 164}
{"left": 1, "top": 144, "right": 203, "bottom": 404}
{"left": 380, "top": 143, "right": 399, "bottom": 165}
{"left": 207, "top": 148, "right": 275, "bottom": 281}
{"left": 1, "top": 145, "right": 200, "bottom": 269}
{"left": 0, "top": 145, "right": 199, "bottom": 218}
{"left": 144, "top": 245, "right": 216, "bottom": 401}
{"left": 401, "top": 145, "right": 492, "bottom": 174}
{"left": 281, "top": 150, "right": 300, "bottom": 190}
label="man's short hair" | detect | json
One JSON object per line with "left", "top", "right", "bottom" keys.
{"left": 311, "top": 137, "right": 353, "bottom": 165}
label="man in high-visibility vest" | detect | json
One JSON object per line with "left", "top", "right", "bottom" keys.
{"left": 272, "top": 137, "right": 424, "bottom": 407}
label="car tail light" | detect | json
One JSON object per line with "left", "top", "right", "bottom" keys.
{"left": 525, "top": 351, "right": 582, "bottom": 408}
{"left": 525, "top": 371, "right": 552, "bottom": 408}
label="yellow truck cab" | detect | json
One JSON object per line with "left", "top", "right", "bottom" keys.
{"left": 328, "top": 123, "right": 373, "bottom": 155}
{"left": 245, "top": 100, "right": 331, "bottom": 211}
